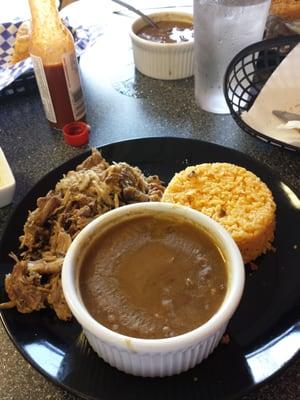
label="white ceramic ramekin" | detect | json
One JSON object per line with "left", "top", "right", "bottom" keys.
{"left": 62, "top": 202, "right": 245, "bottom": 377}
{"left": 0, "top": 147, "right": 16, "bottom": 208}
{"left": 129, "top": 11, "right": 194, "bottom": 80}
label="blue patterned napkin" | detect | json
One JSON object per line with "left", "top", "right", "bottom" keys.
{"left": 0, "top": 18, "right": 102, "bottom": 91}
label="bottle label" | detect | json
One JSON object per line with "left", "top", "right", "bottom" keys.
{"left": 31, "top": 54, "right": 56, "bottom": 123}
{"left": 62, "top": 51, "right": 86, "bottom": 120}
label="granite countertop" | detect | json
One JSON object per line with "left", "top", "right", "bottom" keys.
{"left": 0, "top": 2, "right": 299, "bottom": 399}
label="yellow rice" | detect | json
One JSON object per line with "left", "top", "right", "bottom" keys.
{"left": 162, "top": 163, "right": 276, "bottom": 263}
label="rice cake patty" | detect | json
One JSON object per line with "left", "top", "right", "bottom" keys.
{"left": 162, "top": 163, "right": 276, "bottom": 264}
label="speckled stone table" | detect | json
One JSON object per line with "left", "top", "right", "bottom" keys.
{"left": 0, "top": 2, "right": 299, "bottom": 400}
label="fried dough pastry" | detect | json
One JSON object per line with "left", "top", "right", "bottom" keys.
{"left": 270, "top": 0, "right": 300, "bottom": 20}
{"left": 10, "top": 20, "right": 31, "bottom": 64}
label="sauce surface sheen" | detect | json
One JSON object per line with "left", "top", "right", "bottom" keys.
{"left": 79, "top": 215, "right": 227, "bottom": 339}
{"left": 137, "top": 21, "right": 194, "bottom": 44}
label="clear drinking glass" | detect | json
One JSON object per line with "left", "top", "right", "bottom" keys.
{"left": 194, "top": 0, "right": 271, "bottom": 114}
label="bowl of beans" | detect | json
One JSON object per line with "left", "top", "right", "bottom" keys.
{"left": 129, "top": 11, "right": 194, "bottom": 80}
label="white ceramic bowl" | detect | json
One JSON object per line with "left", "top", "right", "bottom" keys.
{"left": 62, "top": 202, "right": 245, "bottom": 377}
{"left": 129, "top": 11, "right": 194, "bottom": 80}
{"left": 0, "top": 147, "right": 16, "bottom": 208}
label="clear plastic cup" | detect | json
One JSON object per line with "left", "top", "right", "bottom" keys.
{"left": 194, "top": 0, "right": 271, "bottom": 114}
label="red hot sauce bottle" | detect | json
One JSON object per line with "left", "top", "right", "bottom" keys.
{"left": 29, "top": 0, "right": 86, "bottom": 130}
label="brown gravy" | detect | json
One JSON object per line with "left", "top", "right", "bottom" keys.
{"left": 136, "top": 21, "right": 194, "bottom": 44}
{"left": 79, "top": 215, "right": 227, "bottom": 339}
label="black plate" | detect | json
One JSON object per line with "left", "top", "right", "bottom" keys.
{"left": 1, "top": 137, "right": 300, "bottom": 400}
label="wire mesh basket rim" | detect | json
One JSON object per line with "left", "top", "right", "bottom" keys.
{"left": 224, "top": 34, "right": 300, "bottom": 152}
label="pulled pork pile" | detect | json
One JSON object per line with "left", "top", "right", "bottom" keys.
{"left": 0, "top": 149, "right": 165, "bottom": 320}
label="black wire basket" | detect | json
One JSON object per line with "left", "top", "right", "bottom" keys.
{"left": 224, "top": 34, "right": 300, "bottom": 152}
{"left": 0, "top": 70, "right": 37, "bottom": 102}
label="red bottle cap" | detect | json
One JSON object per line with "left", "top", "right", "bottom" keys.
{"left": 63, "top": 121, "right": 90, "bottom": 147}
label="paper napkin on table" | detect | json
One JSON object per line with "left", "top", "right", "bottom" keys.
{"left": 241, "top": 43, "right": 300, "bottom": 148}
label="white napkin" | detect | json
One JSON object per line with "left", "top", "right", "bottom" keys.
{"left": 241, "top": 43, "right": 300, "bottom": 148}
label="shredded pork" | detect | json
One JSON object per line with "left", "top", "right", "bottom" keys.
{"left": 0, "top": 149, "right": 165, "bottom": 320}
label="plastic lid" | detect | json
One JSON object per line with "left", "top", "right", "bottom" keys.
{"left": 63, "top": 121, "right": 90, "bottom": 147}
